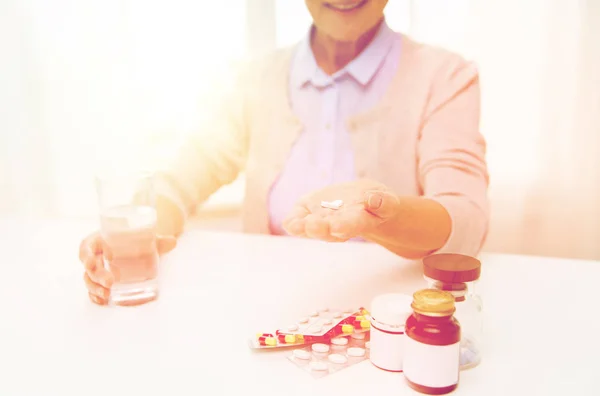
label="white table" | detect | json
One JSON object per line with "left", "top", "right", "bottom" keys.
{"left": 1, "top": 218, "right": 598, "bottom": 396}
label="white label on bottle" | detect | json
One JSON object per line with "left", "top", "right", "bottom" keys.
{"left": 403, "top": 336, "right": 459, "bottom": 388}
{"left": 369, "top": 325, "right": 404, "bottom": 371}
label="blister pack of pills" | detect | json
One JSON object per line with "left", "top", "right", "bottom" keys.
{"left": 248, "top": 307, "right": 370, "bottom": 350}
{"left": 287, "top": 332, "right": 372, "bottom": 378}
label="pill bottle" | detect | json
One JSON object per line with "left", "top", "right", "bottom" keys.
{"left": 368, "top": 293, "right": 413, "bottom": 372}
{"left": 403, "top": 289, "right": 461, "bottom": 395}
{"left": 423, "top": 253, "right": 482, "bottom": 369}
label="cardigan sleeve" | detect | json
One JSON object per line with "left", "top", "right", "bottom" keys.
{"left": 418, "top": 55, "right": 490, "bottom": 257}
{"left": 153, "top": 64, "right": 251, "bottom": 220}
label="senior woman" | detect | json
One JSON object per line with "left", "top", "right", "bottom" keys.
{"left": 79, "top": 0, "right": 489, "bottom": 305}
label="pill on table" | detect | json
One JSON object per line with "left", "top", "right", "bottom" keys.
{"left": 319, "top": 307, "right": 329, "bottom": 312}
{"left": 278, "top": 334, "right": 297, "bottom": 344}
{"left": 328, "top": 354, "right": 348, "bottom": 364}
{"left": 341, "top": 324, "right": 354, "bottom": 334}
{"left": 312, "top": 343, "right": 330, "bottom": 353}
{"left": 287, "top": 324, "right": 299, "bottom": 331}
{"left": 347, "top": 347, "right": 366, "bottom": 357}
{"left": 333, "top": 312, "right": 342, "bottom": 318}
{"left": 365, "top": 341, "right": 371, "bottom": 349}
{"left": 355, "top": 316, "right": 365, "bottom": 321}
{"left": 309, "top": 311, "right": 319, "bottom": 317}
{"left": 351, "top": 332, "right": 366, "bottom": 340}
{"left": 331, "top": 337, "right": 349, "bottom": 346}
{"left": 323, "top": 319, "right": 333, "bottom": 325}
{"left": 293, "top": 349, "right": 311, "bottom": 360}
{"left": 310, "top": 361, "right": 329, "bottom": 371}
{"left": 298, "top": 317, "right": 309, "bottom": 324}
{"left": 343, "top": 308, "right": 353, "bottom": 313}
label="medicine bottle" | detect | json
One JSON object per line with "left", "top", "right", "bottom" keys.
{"left": 423, "top": 253, "right": 482, "bottom": 369}
{"left": 403, "top": 289, "right": 461, "bottom": 395}
{"left": 368, "top": 293, "right": 413, "bottom": 372}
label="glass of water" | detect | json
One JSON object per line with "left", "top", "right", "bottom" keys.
{"left": 95, "top": 171, "right": 160, "bottom": 306}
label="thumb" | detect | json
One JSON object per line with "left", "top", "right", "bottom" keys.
{"left": 157, "top": 235, "right": 177, "bottom": 255}
{"left": 363, "top": 190, "right": 401, "bottom": 219}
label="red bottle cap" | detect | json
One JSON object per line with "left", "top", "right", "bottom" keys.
{"left": 423, "top": 253, "right": 481, "bottom": 283}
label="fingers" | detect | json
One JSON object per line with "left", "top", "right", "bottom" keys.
{"left": 282, "top": 207, "right": 309, "bottom": 229}
{"left": 78, "top": 232, "right": 102, "bottom": 263}
{"left": 88, "top": 291, "right": 108, "bottom": 305}
{"left": 156, "top": 235, "right": 177, "bottom": 255}
{"left": 304, "top": 214, "right": 345, "bottom": 242}
{"left": 329, "top": 210, "right": 373, "bottom": 240}
{"left": 85, "top": 256, "right": 114, "bottom": 289}
{"left": 363, "top": 190, "right": 401, "bottom": 219}
{"left": 284, "top": 218, "right": 307, "bottom": 237}
{"left": 84, "top": 272, "right": 110, "bottom": 304}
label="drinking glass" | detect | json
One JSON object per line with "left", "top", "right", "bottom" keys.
{"left": 95, "top": 171, "right": 159, "bottom": 306}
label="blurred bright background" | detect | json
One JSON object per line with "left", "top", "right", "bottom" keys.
{"left": 1, "top": 0, "right": 599, "bottom": 260}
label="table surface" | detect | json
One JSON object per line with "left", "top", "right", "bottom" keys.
{"left": 1, "top": 217, "right": 598, "bottom": 396}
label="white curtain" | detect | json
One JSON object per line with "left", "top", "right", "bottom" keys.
{"left": 1, "top": 0, "right": 599, "bottom": 259}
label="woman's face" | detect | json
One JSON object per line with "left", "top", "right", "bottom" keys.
{"left": 305, "top": 0, "right": 388, "bottom": 42}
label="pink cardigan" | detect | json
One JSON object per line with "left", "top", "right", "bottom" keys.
{"left": 156, "top": 34, "right": 490, "bottom": 257}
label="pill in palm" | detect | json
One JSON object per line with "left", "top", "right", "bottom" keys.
{"left": 320, "top": 200, "right": 343, "bottom": 210}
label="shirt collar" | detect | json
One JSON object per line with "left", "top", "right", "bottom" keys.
{"left": 290, "top": 19, "right": 395, "bottom": 88}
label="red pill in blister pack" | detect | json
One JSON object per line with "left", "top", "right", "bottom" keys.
{"left": 248, "top": 307, "right": 369, "bottom": 350}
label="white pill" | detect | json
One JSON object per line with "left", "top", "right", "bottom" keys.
{"left": 320, "top": 200, "right": 343, "bottom": 210}
{"left": 328, "top": 354, "right": 348, "bottom": 364}
{"left": 309, "top": 361, "right": 329, "bottom": 371}
{"left": 287, "top": 324, "right": 299, "bottom": 331}
{"left": 319, "top": 307, "right": 329, "bottom": 312}
{"left": 323, "top": 319, "right": 333, "bottom": 325}
{"left": 347, "top": 347, "right": 366, "bottom": 357}
{"left": 293, "top": 349, "right": 311, "bottom": 360}
{"left": 351, "top": 332, "right": 366, "bottom": 340}
{"left": 298, "top": 317, "right": 309, "bottom": 324}
{"left": 312, "top": 343, "right": 330, "bottom": 353}
{"left": 309, "top": 311, "right": 319, "bottom": 317}
{"left": 343, "top": 308, "right": 353, "bottom": 314}
{"left": 308, "top": 317, "right": 318, "bottom": 324}
{"left": 333, "top": 312, "right": 342, "bottom": 318}
{"left": 365, "top": 341, "right": 371, "bottom": 349}
{"left": 331, "top": 337, "right": 348, "bottom": 346}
